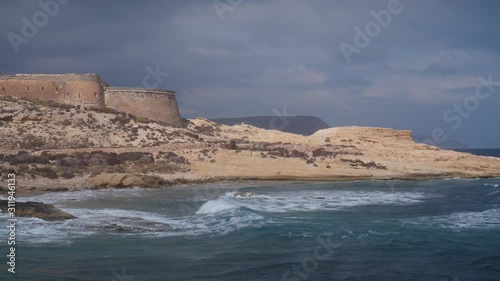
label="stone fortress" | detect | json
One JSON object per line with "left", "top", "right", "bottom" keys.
{"left": 0, "top": 73, "right": 182, "bottom": 127}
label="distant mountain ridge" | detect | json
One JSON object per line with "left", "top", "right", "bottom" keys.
{"left": 211, "top": 115, "right": 330, "bottom": 136}
{"left": 412, "top": 135, "right": 468, "bottom": 149}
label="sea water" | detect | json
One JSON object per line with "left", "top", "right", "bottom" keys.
{"left": 1, "top": 177, "right": 500, "bottom": 281}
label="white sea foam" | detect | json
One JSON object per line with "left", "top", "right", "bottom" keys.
{"left": 196, "top": 198, "right": 237, "bottom": 215}
{"left": 443, "top": 177, "right": 481, "bottom": 181}
{"left": 0, "top": 203, "right": 266, "bottom": 244}
{"left": 187, "top": 211, "right": 265, "bottom": 236}
{"left": 281, "top": 229, "right": 400, "bottom": 242}
{"left": 22, "top": 188, "right": 147, "bottom": 204}
{"left": 404, "top": 209, "right": 500, "bottom": 230}
{"left": 0, "top": 188, "right": 430, "bottom": 244}
{"left": 196, "top": 190, "right": 428, "bottom": 214}
{"left": 0, "top": 208, "right": 178, "bottom": 244}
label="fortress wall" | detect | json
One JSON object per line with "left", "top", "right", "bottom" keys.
{"left": 0, "top": 74, "right": 182, "bottom": 127}
{"left": 0, "top": 74, "right": 105, "bottom": 107}
{"left": 60, "top": 80, "right": 105, "bottom": 107}
{"left": 0, "top": 79, "right": 60, "bottom": 100}
{"left": 104, "top": 88, "right": 182, "bottom": 127}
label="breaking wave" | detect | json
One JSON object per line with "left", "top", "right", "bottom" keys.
{"left": 402, "top": 209, "right": 500, "bottom": 230}
{"left": 196, "top": 190, "right": 429, "bottom": 214}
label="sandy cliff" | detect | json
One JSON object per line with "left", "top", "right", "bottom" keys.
{"left": 0, "top": 97, "right": 499, "bottom": 193}
{"left": 186, "top": 119, "right": 500, "bottom": 181}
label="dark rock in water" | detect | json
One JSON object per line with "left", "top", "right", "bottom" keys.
{"left": 0, "top": 200, "right": 76, "bottom": 221}
{"left": 103, "top": 224, "right": 130, "bottom": 232}
{"left": 102, "top": 220, "right": 173, "bottom": 233}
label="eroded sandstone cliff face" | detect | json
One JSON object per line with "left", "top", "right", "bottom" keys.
{"left": 184, "top": 119, "right": 500, "bottom": 181}
{"left": 313, "top": 127, "right": 414, "bottom": 142}
{"left": 0, "top": 98, "right": 499, "bottom": 193}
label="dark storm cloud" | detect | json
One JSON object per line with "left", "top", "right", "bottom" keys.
{"left": 1, "top": 0, "right": 499, "bottom": 147}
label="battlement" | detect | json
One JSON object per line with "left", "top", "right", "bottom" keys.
{"left": 105, "top": 87, "right": 176, "bottom": 96}
{"left": 0, "top": 73, "right": 103, "bottom": 82}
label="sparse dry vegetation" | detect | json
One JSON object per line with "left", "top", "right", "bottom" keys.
{"left": 0, "top": 97, "right": 498, "bottom": 192}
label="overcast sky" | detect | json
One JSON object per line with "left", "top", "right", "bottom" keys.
{"left": 1, "top": 0, "right": 499, "bottom": 147}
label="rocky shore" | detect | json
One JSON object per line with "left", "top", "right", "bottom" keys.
{"left": 0, "top": 97, "right": 499, "bottom": 195}
{"left": 0, "top": 200, "right": 75, "bottom": 221}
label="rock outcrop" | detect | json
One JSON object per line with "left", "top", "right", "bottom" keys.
{"left": 88, "top": 173, "right": 166, "bottom": 188}
{"left": 1, "top": 97, "right": 499, "bottom": 193}
{"left": 0, "top": 200, "right": 75, "bottom": 221}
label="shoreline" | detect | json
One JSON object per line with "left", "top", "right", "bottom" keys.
{"left": 15, "top": 173, "right": 500, "bottom": 198}
{"left": 2, "top": 99, "right": 500, "bottom": 195}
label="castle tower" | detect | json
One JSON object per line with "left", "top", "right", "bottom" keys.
{"left": 104, "top": 87, "right": 182, "bottom": 127}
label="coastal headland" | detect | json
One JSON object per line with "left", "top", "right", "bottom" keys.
{"left": 0, "top": 97, "right": 499, "bottom": 194}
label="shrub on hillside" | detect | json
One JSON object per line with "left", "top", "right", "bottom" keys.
{"left": 135, "top": 116, "right": 150, "bottom": 124}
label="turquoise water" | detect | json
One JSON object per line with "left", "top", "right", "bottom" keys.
{"left": 1, "top": 178, "right": 500, "bottom": 281}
